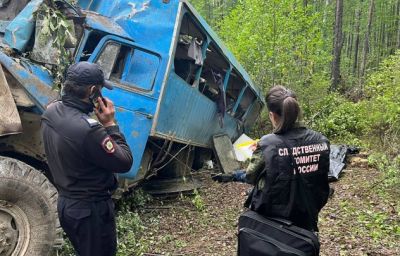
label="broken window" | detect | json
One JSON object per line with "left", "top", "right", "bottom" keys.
{"left": 174, "top": 14, "right": 206, "bottom": 85}
{"left": 80, "top": 31, "right": 105, "bottom": 61}
{"left": 95, "top": 41, "right": 160, "bottom": 91}
{"left": 244, "top": 100, "right": 263, "bottom": 130}
{"left": 198, "top": 42, "right": 230, "bottom": 103}
{"left": 226, "top": 70, "right": 246, "bottom": 115}
{"left": 234, "top": 87, "right": 256, "bottom": 119}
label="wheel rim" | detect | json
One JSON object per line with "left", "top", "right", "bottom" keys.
{"left": 0, "top": 200, "right": 30, "bottom": 256}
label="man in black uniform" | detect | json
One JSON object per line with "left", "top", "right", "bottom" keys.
{"left": 41, "top": 62, "right": 133, "bottom": 256}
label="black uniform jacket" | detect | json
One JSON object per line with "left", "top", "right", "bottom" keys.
{"left": 41, "top": 95, "right": 133, "bottom": 201}
{"left": 249, "top": 127, "right": 330, "bottom": 231}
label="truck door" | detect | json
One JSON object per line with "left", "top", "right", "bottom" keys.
{"left": 87, "top": 35, "right": 162, "bottom": 180}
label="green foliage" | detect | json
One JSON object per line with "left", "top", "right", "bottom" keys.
{"left": 58, "top": 236, "right": 74, "bottom": 256}
{"left": 305, "top": 93, "right": 366, "bottom": 144}
{"left": 362, "top": 51, "right": 400, "bottom": 153}
{"left": 116, "top": 189, "right": 152, "bottom": 212}
{"left": 218, "top": 0, "right": 331, "bottom": 91}
{"left": 35, "top": 1, "right": 75, "bottom": 88}
{"left": 116, "top": 211, "right": 149, "bottom": 256}
{"left": 116, "top": 190, "right": 152, "bottom": 255}
{"left": 302, "top": 51, "right": 400, "bottom": 149}
{"left": 191, "top": 189, "right": 206, "bottom": 211}
{"left": 368, "top": 153, "right": 400, "bottom": 189}
{"left": 189, "top": 0, "right": 237, "bottom": 28}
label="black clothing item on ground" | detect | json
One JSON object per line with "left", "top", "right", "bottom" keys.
{"left": 249, "top": 127, "right": 330, "bottom": 232}
{"left": 41, "top": 95, "right": 133, "bottom": 201}
{"left": 58, "top": 196, "right": 117, "bottom": 256}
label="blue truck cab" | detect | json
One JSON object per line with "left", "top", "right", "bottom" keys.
{"left": 0, "top": 1, "right": 263, "bottom": 254}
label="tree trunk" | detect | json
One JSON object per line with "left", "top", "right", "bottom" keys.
{"left": 397, "top": 0, "right": 400, "bottom": 48}
{"left": 360, "top": 0, "right": 374, "bottom": 80}
{"left": 323, "top": 0, "right": 330, "bottom": 25}
{"left": 353, "top": 6, "right": 361, "bottom": 76}
{"left": 331, "top": 0, "right": 344, "bottom": 91}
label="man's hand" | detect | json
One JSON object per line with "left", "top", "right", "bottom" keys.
{"left": 94, "top": 97, "right": 116, "bottom": 127}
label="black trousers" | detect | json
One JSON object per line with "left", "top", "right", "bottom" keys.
{"left": 58, "top": 196, "right": 117, "bottom": 256}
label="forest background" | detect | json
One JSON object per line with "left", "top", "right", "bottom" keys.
{"left": 190, "top": 0, "right": 400, "bottom": 187}
{"left": 61, "top": 0, "right": 400, "bottom": 254}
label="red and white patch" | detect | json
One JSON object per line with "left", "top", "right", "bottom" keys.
{"left": 102, "top": 136, "right": 115, "bottom": 154}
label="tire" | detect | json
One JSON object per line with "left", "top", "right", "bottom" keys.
{"left": 0, "top": 156, "right": 63, "bottom": 256}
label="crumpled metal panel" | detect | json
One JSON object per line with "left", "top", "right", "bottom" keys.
{"left": 0, "top": 52, "right": 58, "bottom": 112}
{"left": 78, "top": 0, "right": 177, "bottom": 56}
{"left": 3, "top": 0, "right": 44, "bottom": 52}
{"left": 0, "top": 65, "right": 22, "bottom": 136}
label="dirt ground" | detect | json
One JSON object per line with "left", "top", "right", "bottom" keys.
{"left": 137, "top": 155, "right": 400, "bottom": 256}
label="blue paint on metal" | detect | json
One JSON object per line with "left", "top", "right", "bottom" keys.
{"left": 84, "top": 12, "right": 132, "bottom": 40}
{"left": 0, "top": 0, "right": 264, "bottom": 180}
{"left": 0, "top": 52, "right": 57, "bottom": 112}
{"left": 223, "top": 67, "right": 232, "bottom": 91}
{"left": 0, "top": 21, "right": 10, "bottom": 33}
{"left": 87, "top": 34, "right": 165, "bottom": 94}
{"left": 155, "top": 73, "right": 241, "bottom": 147}
{"left": 76, "top": 0, "right": 263, "bottom": 100}
{"left": 3, "top": 0, "right": 44, "bottom": 52}
{"left": 193, "top": 38, "right": 210, "bottom": 88}
{"left": 73, "top": 30, "right": 90, "bottom": 63}
{"left": 85, "top": 33, "right": 167, "bottom": 178}
{"left": 78, "top": 0, "right": 178, "bottom": 56}
{"left": 232, "top": 85, "right": 248, "bottom": 115}
{"left": 20, "top": 60, "right": 54, "bottom": 86}
{"left": 102, "top": 89, "right": 155, "bottom": 179}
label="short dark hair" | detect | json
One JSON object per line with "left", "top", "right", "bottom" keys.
{"left": 62, "top": 80, "right": 91, "bottom": 99}
{"left": 266, "top": 85, "right": 301, "bottom": 134}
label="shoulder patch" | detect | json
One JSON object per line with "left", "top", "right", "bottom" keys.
{"left": 82, "top": 116, "right": 100, "bottom": 127}
{"left": 102, "top": 136, "right": 115, "bottom": 154}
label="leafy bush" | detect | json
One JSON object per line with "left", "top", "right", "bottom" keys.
{"left": 115, "top": 189, "right": 152, "bottom": 255}
{"left": 368, "top": 153, "right": 400, "bottom": 189}
{"left": 191, "top": 189, "right": 206, "bottom": 211}
{"left": 362, "top": 50, "right": 400, "bottom": 154}
{"left": 303, "top": 93, "right": 365, "bottom": 144}
{"left": 302, "top": 51, "right": 400, "bottom": 149}
{"left": 116, "top": 211, "right": 149, "bottom": 256}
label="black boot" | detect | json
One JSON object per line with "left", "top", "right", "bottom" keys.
{"left": 212, "top": 173, "right": 234, "bottom": 182}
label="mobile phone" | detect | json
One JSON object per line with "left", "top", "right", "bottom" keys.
{"left": 89, "top": 88, "right": 107, "bottom": 109}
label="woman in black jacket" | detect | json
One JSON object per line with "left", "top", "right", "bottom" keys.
{"left": 249, "top": 85, "right": 330, "bottom": 232}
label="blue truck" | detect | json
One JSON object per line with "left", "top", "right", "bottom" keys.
{"left": 0, "top": 0, "right": 264, "bottom": 255}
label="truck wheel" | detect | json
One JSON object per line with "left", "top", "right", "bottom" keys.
{"left": 0, "top": 157, "right": 62, "bottom": 256}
